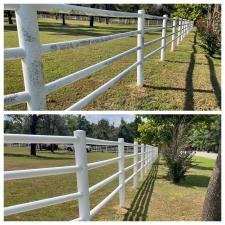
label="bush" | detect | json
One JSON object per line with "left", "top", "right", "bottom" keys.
{"left": 163, "top": 146, "right": 193, "bottom": 183}
{"left": 200, "top": 28, "right": 221, "bottom": 56}
{"left": 196, "top": 19, "right": 221, "bottom": 56}
{"left": 162, "top": 123, "right": 194, "bottom": 183}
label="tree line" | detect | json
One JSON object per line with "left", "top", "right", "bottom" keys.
{"left": 4, "top": 115, "right": 141, "bottom": 155}
{"left": 5, "top": 4, "right": 219, "bottom": 27}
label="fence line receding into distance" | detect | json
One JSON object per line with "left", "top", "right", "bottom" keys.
{"left": 4, "top": 4, "right": 194, "bottom": 110}
{"left": 4, "top": 130, "right": 158, "bottom": 221}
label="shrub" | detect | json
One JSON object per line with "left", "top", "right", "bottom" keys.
{"left": 196, "top": 19, "right": 221, "bottom": 56}
{"left": 162, "top": 123, "right": 194, "bottom": 183}
{"left": 163, "top": 146, "right": 193, "bottom": 183}
{"left": 200, "top": 28, "right": 221, "bottom": 56}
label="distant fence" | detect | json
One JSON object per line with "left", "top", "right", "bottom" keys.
{"left": 4, "top": 130, "right": 158, "bottom": 220}
{"left": 4, "top": 143, "right": 135, "bottom": 153}
{"left": 4, "top": 4, "right": 193, "bottom": 110}
{"left": 37, "top": 13, "right": 162, "bottom": 25}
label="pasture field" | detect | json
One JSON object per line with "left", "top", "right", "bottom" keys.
{"left": 4, "top": 147, "right": 215, "bottom": 221}
{"left": 4, "top": 18, "right": 221, "bottom": 110}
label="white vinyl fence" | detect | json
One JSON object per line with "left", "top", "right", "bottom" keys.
{"left": 4, "top": 4, "right": 193, "bottom": 110}
{"left": 4, "top": 130, "right": 158, "bottom": 220}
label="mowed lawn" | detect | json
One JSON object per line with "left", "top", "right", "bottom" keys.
{"left": 4, "top": 147, "right": 215, "bottom": 221}
{"left": 4, "top": 18, "right": 221, "bottom": 110}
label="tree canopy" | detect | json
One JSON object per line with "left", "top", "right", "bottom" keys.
{"left": 4, "top": 115, "right": 138, "bottom": 143}
{"left": 138, "top": 115, "right": 220, "bottom": 152}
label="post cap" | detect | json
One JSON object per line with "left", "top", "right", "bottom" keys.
{"left": 118, "top": 138, "right": 124, "bottom": 143}
{"left": 138, "top": 9, "right": 145, "bottom": 14}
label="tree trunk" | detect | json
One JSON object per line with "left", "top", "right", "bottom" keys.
{"left": 89, "top": 4, "right": 96, "bottom": 27}
{"left": 202, "top": 145, "right": 221, "bottom": 221}
{"left": 30, "top": 115, "right": 39, "bottom": 156}
{"left": 62, "top": 14, "right": 66, "bottom": 25}
{"left": 7, "top": 11, "right": 13, "bottom": 24}
{"left": 90, "top": 16, "right": 94, "bottom": 27}
{"left": 207, "top": 4, "right": 215, "bottom": 29}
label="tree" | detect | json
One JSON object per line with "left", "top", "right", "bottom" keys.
{"left": 6, "top": 10, "right": 13, "bottom": 24}
{"left": 66, "top": 115, "right": 93, "bottom": 136}
{"left": 138, "top": 115, "right": 195, "bottom": 183}
{"left": 137, "top": 115, "right": 221, "bottom": 183}
{"left": 4, "top": 115, "right": 25, "bottom": 133}
{"left": 161, "top": 119, "right": 194, "bottom": 183}
{"left": 30, "top": 115, "right": 42, "bottom": 156}
{"left": 92, "top": 119, "right": 112, "bottom": 140}
{"left": 202, "top": 145, "right": 221, "bottom": 220}
{"left": 187, "top": 116, "right": 220, "bottom": 152}
{"left": 171, "top": 4, "right": 208, "bottom": 20}
{"left": 39, "top": 115, "right": 68, "bottom": 152}
{"left": 89, "top": 4, "right": 96, "bottom": 27}
{"left": 207, "top": 4, "right": 221, "bottom": 31}
{"left": 62, "top": 14, "right": 66, "bottom": 25}
{"left": 118, "top": 119, "right": 130, "bottom": 141}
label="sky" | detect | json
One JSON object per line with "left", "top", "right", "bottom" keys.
{"left": 83, "top": 114, "right": 135, "bottom": 127}
{"left": 4, "top": 114, "right": 136, "bottom": 127}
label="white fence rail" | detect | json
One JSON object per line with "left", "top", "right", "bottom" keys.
{"left": 4, "top": 131, "right": 158, "bottom": 221}
{"left": 4, "top": 4, "right": 193, "bottom": 110}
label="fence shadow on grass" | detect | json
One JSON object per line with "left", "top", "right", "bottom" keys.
{"left": 206, "top": 55, "right": 221, "bottom": 108}
{"left": 183, "top": 31, "right": 197, "bottom": 110}
{"left": 123, "top": 158, "right": 159, "bottom": 221}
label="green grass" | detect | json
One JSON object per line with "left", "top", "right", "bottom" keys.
{"left": 4, "top": 147, "right": 215, "bottom": 221}
{"left": 4, "top": 18, "right": 221, "bottom": 110}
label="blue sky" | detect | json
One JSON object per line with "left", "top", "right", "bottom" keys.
{"left": 4, "top": 114, "right": 136, "bottom": 127}
{"left": 84, "top": 114, "right": 135, "bottom": 127}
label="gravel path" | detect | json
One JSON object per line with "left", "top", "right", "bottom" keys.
{"left": 194, "top": 151, "right": 218, "bottom": 160}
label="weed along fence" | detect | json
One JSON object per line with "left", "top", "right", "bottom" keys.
{"left": 4, "top": 131, "right": 158, "bottom": 220}
{"left": 4, "top": 4, "right": 194, "bottom": 110}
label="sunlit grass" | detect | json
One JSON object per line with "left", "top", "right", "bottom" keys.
{"left": 4, "top": 18, "right": 221, "bottom": 110}
{"left": 4, "top": 147, "right": 215, "bottom": 221}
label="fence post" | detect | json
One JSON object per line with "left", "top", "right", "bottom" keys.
{"left": 160, "top": 14, "right": 167, "bottom": 61}
{"left": 74, "top": 130, "right": 90, "bottom": 221}
{"left": 133, "top": 141, "right": 138, "bottom": 189}
{"left": 147, "top": 145, "right": 150, "bottom": 171}
{"left": 189, "top": 20, "right": 191, "bottom": 33}
{"left": 137, "top": 9, "right": 145, "bottom": 87}
{"left": 144, "top": 145, "right": 148, "bottom": 173}
{"left": 177, "top": 18, "right": 181, "bottom": 45}
{"left": 149, "top": 146, "right": 152, "bottom": 166}
{"left": 181, "top": 19, "right": 185, "bottom": 40}
{"left": 186, "top": 20, "right": 188, "bottom": 36}
{"left": 171, "top": 17, "right": 176, "bottom": 51}
{"left": 154, "top": 147, "right": 156, "bottom": 162}
{"left": 15, "top": 5, "right": 46, "bottom": 110}
{"left": 146, "top": 145, "right": 148, "bottom": 170}
{"left": 141, "top": 143, "right": 144, "bottom": 179}
{"left": 118, "top": 138, "right": 125, "bottom": 207}
{"left": 180, "top": 19, "right": 183, "bottom": 42}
